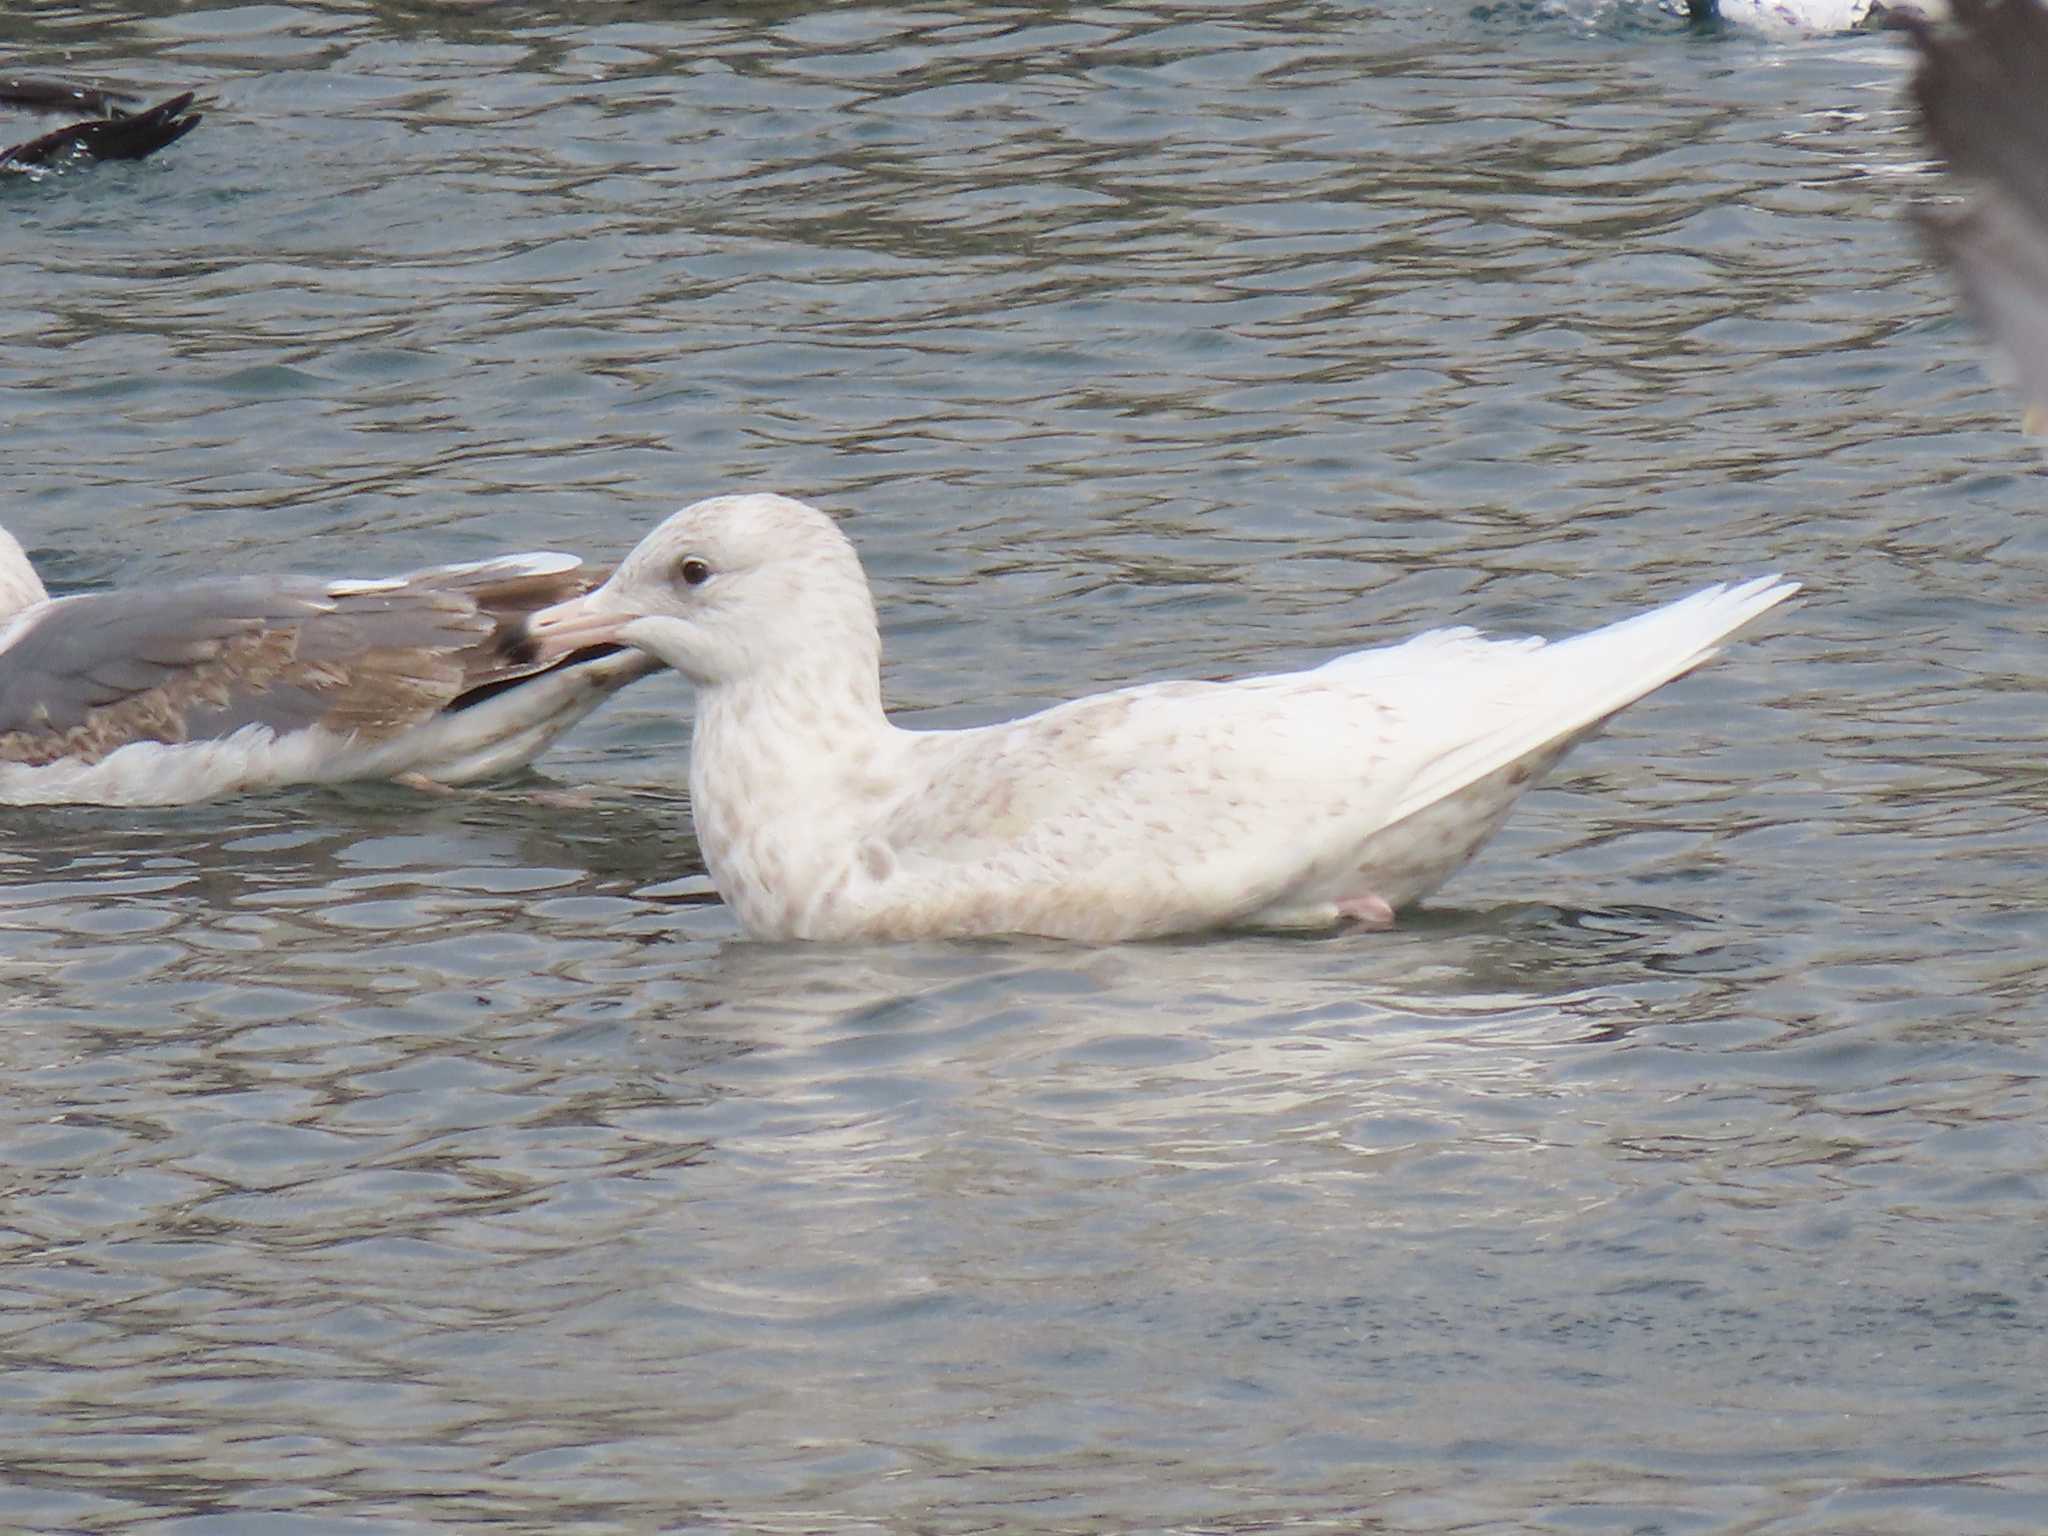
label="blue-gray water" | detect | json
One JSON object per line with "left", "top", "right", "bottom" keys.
{"left": 4, "top": 3, "right": 2047, "bottom": 1531}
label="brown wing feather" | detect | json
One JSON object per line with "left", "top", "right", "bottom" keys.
{"left": 0, "top": 581, "right": 495, "bottom": 767}
{"left": 395, "top": 558, "right": 620, "bottom": 696}
{"left": 0, "top": 628, "right": 307, "bottom": 766}
{"left": 0, "top": 556, "right": 629, "bottom": 769}
{"left": 307, "top": 647, "right": 471, "bottom": 739}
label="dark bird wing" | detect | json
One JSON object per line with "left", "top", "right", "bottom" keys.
{"left": 0, "top": 90, "right": 200, "bottom": 172}
{"left": 0, "top": 78, "right": 140, "bottom": 117}
{"left": 399, "top": 552, "right": 624, "bottom": 699}
{"left": 1906, "top": 0, "right": 2048, "bottom": 422}
{"left": 0, "top": 549, "right": 625, "bottom": 767}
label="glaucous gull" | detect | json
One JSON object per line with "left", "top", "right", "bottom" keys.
{"left": 523, "top": 493, "right": 1796, "bottom": 944}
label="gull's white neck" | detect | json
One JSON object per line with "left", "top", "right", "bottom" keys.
{"left": 687, "top": 657, "right": 904, "bottom": 939}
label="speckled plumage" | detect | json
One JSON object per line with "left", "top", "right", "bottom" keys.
{"left": 0, "top": 529, "right": 657, "bottom": 805}
{"left": 525, "top": 493, "right": 1797, "bottom": 944}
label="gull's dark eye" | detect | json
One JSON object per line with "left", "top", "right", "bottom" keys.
{"left": 676, "top": 556, "right": 712, "bottom": 588}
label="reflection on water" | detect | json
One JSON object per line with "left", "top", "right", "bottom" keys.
{"left": 3, "top": 1, "right": 2047, "bottom": 1531}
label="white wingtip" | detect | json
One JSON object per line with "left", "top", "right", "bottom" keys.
{"left": 419, "top": 551, "right": 585, "bottom": 581}
{"left": 1384, "top": 574, "right": 1799, "bottom": 827}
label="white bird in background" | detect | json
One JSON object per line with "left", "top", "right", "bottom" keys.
{"left": 523, "top": 492, "right": 1797, "bottom": 944}
{"left": 0, "top": 526, "right": 656, "bottom": 806}
{"left": 1687, "top": 0, "right": 1944, "bottom": 35}
{"left": 1904, "top": 0, "right": 2048, "bottom": 428}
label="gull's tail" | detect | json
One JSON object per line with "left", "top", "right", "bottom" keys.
{"left": 1376, "top": 575, "right": 1799, "bottom": 828}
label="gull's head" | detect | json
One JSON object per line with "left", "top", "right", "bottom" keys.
{"left": 523, "top": 493, "right": 879, "bottom": 689}
{"left": 0, "top": 525, "right": 50, "bottom": 620}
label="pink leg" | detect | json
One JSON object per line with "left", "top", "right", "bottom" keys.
{"left": 1336, "top": 893, "right": 1396, "bottom": 929}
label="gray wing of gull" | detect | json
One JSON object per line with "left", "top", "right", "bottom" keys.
{"left": 0, "top": 575, "right": 493, "bottom": 766}
{"left": 0, "top": 552, "right": 643, "bottom": 768}
{"left": 343, "top": 550, "right": 645, "bottom": 705}
{"left": 1908, "top": 0, "right": 2048, "bottom": 417}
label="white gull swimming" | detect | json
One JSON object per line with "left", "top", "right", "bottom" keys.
{"left": 0, "top": 525, "right": 655, "bottom": 806}
{"left": 524, "top": 493, "right": 1798, "bottom": 944}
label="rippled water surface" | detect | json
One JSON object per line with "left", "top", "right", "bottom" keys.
{"left": 4, "top": 2, "right": 2048, "bottom": 1531}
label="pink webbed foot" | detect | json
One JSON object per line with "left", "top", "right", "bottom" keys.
{"left": 1336, "top": 893, "right": 1396, "bottom": 930}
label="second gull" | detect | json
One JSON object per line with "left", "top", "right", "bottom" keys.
{"left": 0, "top": 525, "right": 656, "bottom": 806}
